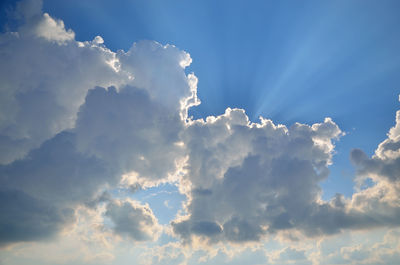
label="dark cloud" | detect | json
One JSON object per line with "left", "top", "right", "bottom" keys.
{"left": 105, "top": 199, "right": 160, "bottom": 241}
{"left": 0, "top": 132, "right": 114, "bottom": 205}
{"left": 351, "top": 148, "right": 400, "bottom": 183}
{"left": 0, "top": 189, "right": 74, "bottom": 246}
{"left": 0, "top": 131, "right": 115, "bottom": 245}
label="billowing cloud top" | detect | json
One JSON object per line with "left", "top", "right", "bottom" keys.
{"left": 1, "top": 0, "right": 400, "bottom": 258}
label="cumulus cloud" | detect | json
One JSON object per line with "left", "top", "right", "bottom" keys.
{"left": 2, "top": 0, "right": 400, "bottom": 254}
{"left": 0, "top": 131, "right": 110, "bottom": 246}
{"left": 173, "top": 109, "right": 344, "bottom": 242}
{"left": 346, "top": 105, "right": 400, "bottom": 229}
{"left": 0, "top": 0, "right": 193, "bottom": 246}
{"left": 0, "top": 189, "right": 74, "bottom": 247}
{"left": 105, "top": 199, "right": 161, "bottom": 241}
{"left": 75, "top": 85, "right": 184, "bottom": 181}
{"left": 172, "top": 101, "right": 400, "bottom": 243}
{"left": 0, "top": 2, "right": 123, "bottom": 164}
{"left": 0, "top": 205, "right": 118, "bottom": 264}
{"left": 0, "top": 0, "right": 195, "bottom": 165}
{"left": 351, "top": 108, "right": 400, "bottom": 183}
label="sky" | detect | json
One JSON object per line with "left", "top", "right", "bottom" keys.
{"left": 0, "top": 0, "right": 399, "bottom": 264}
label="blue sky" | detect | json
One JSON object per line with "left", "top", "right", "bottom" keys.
{"left": 1, "top": 0, "right": 400, "bottom": 264}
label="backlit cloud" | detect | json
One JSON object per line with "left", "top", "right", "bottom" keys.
{"left": 0, "top": 0, "right": 193, "bottom": 246}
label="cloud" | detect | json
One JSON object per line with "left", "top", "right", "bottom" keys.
{"left": 173, "top": 109, "right": 344, "bottom": 242}
{"left": 345, "top": 106, "right": 400, "bottom": 229}
{"left": 105, "top": 199, "right": 161, "bottom": 241}
{"left": 269, "top": 247, "right": 312, "bottom": 265}
{"left": 75, "top": 85, "right": 184, "bottom": 181}
{"left": 0, "top": 0, "right": 193, "bottom": 246}
{"left": 0, "top": 83, "right": 187, "bottom": 245}
{"left": 2, "top": 0, "right": 400, "bottom": 255}
{"left": 351, "top": 108, "right": 400, "bottom": 183}
{"left": 173, "top": 103, "right": 400, "bottom": 243}
{"left": 0, "top": 205, "right": 118, "bottom": 264}
{"left": 0, "top": 1, "right": 123, "bottom": 164}
{"left": 0, "top": 0, "right": 195, "bottom": 166}
{"left": 0, "top": 189, "right": 74, "bottom": 247}
{"left": 139, "top": 241, "right": 268, "bottom": 265}
{"left": 313, "top": 229, "right": 400, "bottom": 265}
{"left": 0, "top": 131, "right": 115, "bottom": 246}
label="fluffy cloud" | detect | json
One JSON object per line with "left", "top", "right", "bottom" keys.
{"left": 0, "top": 0, "right": 193, "bottom": 246}
{"left": 347, "top": 106, "right": 400, "bottom": 228}
{"left": 105, "top": 199, "right": 161, "bottom": 241}
{"left": 0, "top": 0, "right": 195, "bottom": 165}
{"left": 0, "top": 131, "right": 108, "bottom": 246}
{"left": 173, "top": 109, "right": 344, "bottom": 242}
{"left": 0, "top": 189, "right": 74, "bottom": 247}
{"left": 2, "top": 0, "right": 400, "bottom": 255}
{"left": 75, "top": 85, "right": 184, "bottom": 181}
{"left": 173, "top": 102, "right": 400, "bottom": 244}
{"left": 351, "top": 108, "right": 400, "bottom": 183}
{"left": 0, "top": 1, "right": 124, "bottom": 164}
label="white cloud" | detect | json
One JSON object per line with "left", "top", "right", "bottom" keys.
{"left": 173, "top": 108, "right": 343, "bottom": 242}
{"left": 0, "top": 0, "right": 194, "bottom": 246}
{"left": 32, "top": 13, "right": 75, "bottom": 43}
{"left": 0, "top": 0, "right": 195, "bottom": 166}
{"left": 0, "top": 5, "right": 124, "bottom": 164}
{"left": 172, "top": 99, "right": 400, "bottom": 243}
